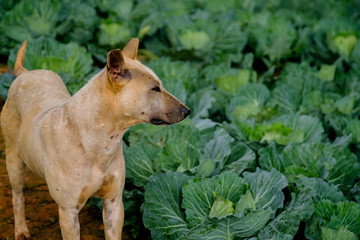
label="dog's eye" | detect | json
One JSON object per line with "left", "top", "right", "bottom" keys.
{"left": 151, "top": 86, "right": 161, "bottom": 92}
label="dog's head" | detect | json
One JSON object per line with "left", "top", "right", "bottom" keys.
{"left": 105, "top": 38, "right": 190, "bottom": 126}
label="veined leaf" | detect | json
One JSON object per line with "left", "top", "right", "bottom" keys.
{"left": 335, "top": 95, "right": 356, "bottom": 115}
{"left": 325, "top": 202, "right": 360, "bottom": 237}
{"left": 142, "top": 172, "right": 191, "bottom": 240}
{"left": 215, "top": 69, "right": 255, "bottom": 93}
{"left": 250, "top": 12, "right": 296, "bottom": 62}
{"left": 259, "top": 187, "right": 314, "bottom": 237}
{"left": 313, "top": 200, "right": 360, "bottom": 237}
{"left": 182, "top": 171, "right": 246, "bottom": 228}
{"left": 259, "top": 143, "right": 287, "bottom": 173}
{"left": 234, "top": 190, "right": 256, "bottom": 215}
{"left": 56, "top": 1, "right": 99, "bottom": 44}
{"left": 249, "top": 122, "right": 304, "bottom": 145}
{"left": 227, "top": 83, "right": 270, "bottom": 122}
{"left": 259, "top": 137, "right": 360, "bottom": 190}
{"left": 162, "top": 77, "right": 187, "bottom": 105}
{"left": 202, "top": 128, "right": 233, "bottom": 167}
{"left": 258, "top": 233, "right": 293, "bottom": 240}
{"left": 124, "top": 144, "right": 162, "bottom": 187}
{"left": 243, "top": 168, "right": 288, "bottom": 213}
{"left": 272, "top": 84, "right": 302, "bottom": 114}
{"left": 188, "top": 87, "right": 216, "bottom": 121}
{"left": 272, "top": 62, "right": 324, "bottom": 114}
{"left": 183, "top": 209, "right": 272, "bottom": 239}
{"left": 351, "top": 181, "right": 360, "bottom": 203}
{"left": 223, "top": 142, "right": 256, "bottom": 175}
{"left": 197, "top": 159, "right": 216, "bottom": 178}
{"left": 273, "top": 114, "right": 324, "bottom": 144}
{"left": 92, "top": 0, "right": 133, "bottom": 18}
{"left": 97, "top": 21, "right": 131, "bottom": 47}
{"left": 146, "top": 57, "right": 201, "bottom": 92}
{"left": 344, "top": 119, "right": 360, "bottom": 144}
{"left": 157, "top": 140, "right": 201, "bottom": 173}
{"left": 128, "top": 119, "right": 202, "bottom": 148}
{"left": 1, "top": 0, "right": 60, "bottom": 42}
{"left": 296, "top": 177, "right": 345, "bottom": 203}
{"left": 131, "top": 0, "right": 190, "bottom": 37}
{"left": 180, "top": 30, "right": 210, "bottom": 50}
{"left": 321, "top": 227, "right": 358, "bottom": 240}
{"left": 209, "top": 196, "right": 234, "bottom": 219}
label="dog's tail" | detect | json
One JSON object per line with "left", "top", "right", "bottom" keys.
{"left": 14, "top": 40, "right": 28, "bottom": 77}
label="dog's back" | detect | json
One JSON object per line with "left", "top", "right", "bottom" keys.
{"left": 5, "top": 70, "right": 70, "bottom": 120}
{"left": 3, "top": 41, "right": 70, "bottom": 123}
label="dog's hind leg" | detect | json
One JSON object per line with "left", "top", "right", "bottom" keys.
{"left": 6, "top": 149, "right": 31, "bottom": 240}
{"left": 2, "top": 103, "right": 31, "bottom": 240}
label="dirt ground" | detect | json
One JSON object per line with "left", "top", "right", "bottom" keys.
{"left": 0, "top": 102, "right": 132, "bottom": 239}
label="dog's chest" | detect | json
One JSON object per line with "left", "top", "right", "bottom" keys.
{"left": 87, "top": 130, "right": 124, "bottom": 172}
{"left": 103, "top": 131, "right": 122, "bottom": 155}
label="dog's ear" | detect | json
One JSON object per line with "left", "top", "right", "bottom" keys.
{"left": 122, "top": 38, "right": 139, "bottom": 60}
{"left": 107, "top": 49, "right": 131, "bottom": 91}
{"left": 107, "top": 49, "right": 125, "bottom": 79}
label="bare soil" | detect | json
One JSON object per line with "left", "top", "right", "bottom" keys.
{"left": 0, "top": 103, "right": 132, "bottom": 239}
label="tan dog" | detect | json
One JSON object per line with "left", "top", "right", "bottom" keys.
{"left": 1, "top": 39, "right": 190, "bottom": 240}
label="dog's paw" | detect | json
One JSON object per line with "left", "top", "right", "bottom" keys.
{"left": 15, "top": 231, "right": 31, "bottom": 240}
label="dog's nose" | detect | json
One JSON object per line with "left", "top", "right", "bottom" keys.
{"left": 182, "top": 106, "right": 191, "bottom": 118}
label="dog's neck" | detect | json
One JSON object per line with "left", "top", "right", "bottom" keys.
{"left": 61, "top": 69, "right": 135, "bottom": 152}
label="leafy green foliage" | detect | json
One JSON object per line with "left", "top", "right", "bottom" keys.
{"left": 308, "top": 200, "right": 360, "bottom": 239}
{"left": 143, "top": 169, "right": 314, "bottom": 239}
{"left": 259, "top": 187, "right": 314, "bottom": 238}
{"left": 215, "top": 69, "right": 256, "bottom": 93}
{"left": 296, "top": 177, "right": 346, "bottom": 203}
{"left": 8, "top": 38, "right": 93, "bottom": 95}
{"left": 259, "top": 139, "right": 360, "bottom": 189}
{"left": 97, "top": 21, "right": 132, "bottom": 47}
{"left": 1, "top": 0, "right": 360, "bottom": 239}
{"left": 227, "top": 83, "right": 270, "bottom": 122}
{"left": 0, "top": 0, "right": 60, "bottom": 42}
{"left": 142, "top": 172, "right": 191, "bottom": 240}
{"left": 321, "top": 227, "right": 358, "bottom": 240}
{"left": 243, "top": 168, "right": 288, "bottom": 213}
{"left": 124, "top": 144, "right": 162, "bottom": 187}
{"left": 0, "top": 72, "right": 15, "bottom": 99}
{"left": 249, "top": 11, "right": 297, "bottom": 62}
{"left": 126, "top": 123, "right": 256, "bottom": 186}
{"left": 182, "top": 172, "right": 246, "bottom": 227}
{"left": 57, "top": 1, "right": 99, "bottom": 44}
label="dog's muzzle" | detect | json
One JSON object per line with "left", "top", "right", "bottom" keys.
{"left": 151, "top": 119, "right": 170, "bottom": 125}
{"left": 182, "top": 106, "right": 191, "bottom": 118}
{"left": 151, "top": 106, "right": 191, "bottom": 125}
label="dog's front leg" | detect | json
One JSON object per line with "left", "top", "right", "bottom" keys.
{"left": 103, "top": 195, "right": 124, "bottom": 240}
{"left": 59, "top": 206, "right": 80, "bottom": 240}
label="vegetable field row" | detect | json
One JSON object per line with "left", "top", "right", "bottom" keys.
{"left": 1, "top": 0, "right": 360, "bottom": 239}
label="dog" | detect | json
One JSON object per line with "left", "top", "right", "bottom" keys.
{"left": 1, "top": 39, "right": 190, "bottom": 240}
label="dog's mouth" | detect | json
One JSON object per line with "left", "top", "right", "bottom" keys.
{"left": 150, "top": 118, "right": 171, "bottom": 125}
